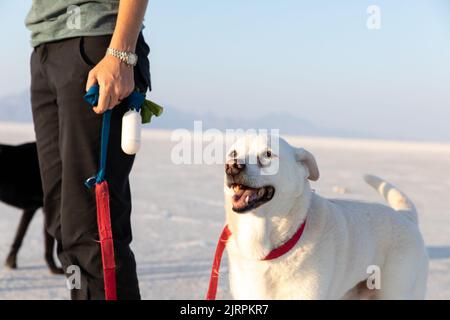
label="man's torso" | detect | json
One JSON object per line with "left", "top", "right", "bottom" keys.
{"left": 26, "top": 0, "right": 120, "bottom": 47}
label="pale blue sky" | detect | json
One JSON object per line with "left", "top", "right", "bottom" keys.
{"left": 1, "top": 1, "right": 450, "bottom": 141}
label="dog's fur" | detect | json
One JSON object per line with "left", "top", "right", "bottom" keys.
{"left": 224, "top": 134, "right": 428, "bottom": 299}
{"left": 0, "top": 142, "right": 62, "bottom": 274}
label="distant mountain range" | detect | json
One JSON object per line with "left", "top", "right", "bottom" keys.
{"left": 145, "top": 105, "right": 374, "bottom": 139}
{"left": 0, "top": 90, "right": 372, "bottom": 139}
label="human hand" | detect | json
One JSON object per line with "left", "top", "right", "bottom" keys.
{"left": 85, "top": 54, "right": 135, "bottom": 114}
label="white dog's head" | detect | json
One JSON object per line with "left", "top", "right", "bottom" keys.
{"left": 224, "top": 134, "right": 319, "bottom": 215}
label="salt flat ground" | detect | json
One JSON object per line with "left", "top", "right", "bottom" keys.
{"left": 0, "top": 122, "right": 449, "bottom": 300}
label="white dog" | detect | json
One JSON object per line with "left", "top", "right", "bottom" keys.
{"left": 223, "top": 134, "right": 428, "bottom": 299}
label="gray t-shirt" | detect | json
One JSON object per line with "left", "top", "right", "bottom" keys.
{"left": 26, "top": 0, "right": 120, "bottom": 47}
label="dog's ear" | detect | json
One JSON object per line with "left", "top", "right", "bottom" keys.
{"left": 295, "top": 148, "right": 319, "bottom": 181}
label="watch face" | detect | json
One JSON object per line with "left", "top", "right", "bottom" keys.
{"left": 128, "top": 54, "right": 137, "bottom": 65}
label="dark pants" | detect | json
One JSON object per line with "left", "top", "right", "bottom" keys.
{"left": 30, "top": 34, "right": 151, "bottom": 300}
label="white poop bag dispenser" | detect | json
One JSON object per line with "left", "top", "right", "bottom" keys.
{"left": 119, "top": 89, "right": 163, "bottom": 155}
{"left": 121, "top": 108, "right": 141, "bottom": 155}
{"left": 120, "top": 90, "right": 146, "bottom": 155}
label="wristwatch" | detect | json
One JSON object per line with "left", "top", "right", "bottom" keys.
{"left": 106, "top": 47, "right": 138, "bottom": 67}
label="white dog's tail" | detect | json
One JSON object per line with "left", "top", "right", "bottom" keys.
{"left": 364, "top": 174, "right": 418, "bottom": 224}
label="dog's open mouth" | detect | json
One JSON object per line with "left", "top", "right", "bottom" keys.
{"left": 229, "top": 184, "right": 275, "bottom": 213}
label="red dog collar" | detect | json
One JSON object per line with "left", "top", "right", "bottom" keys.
{"left": 206, "top": 218, "right": 307, "bottom": 300}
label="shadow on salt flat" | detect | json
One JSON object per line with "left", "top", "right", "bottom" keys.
{"left": 0, "top": 266, "right": 65, "bottom": 293}
{"left": 137, "top": 259, "right": 227, "bottom": 281}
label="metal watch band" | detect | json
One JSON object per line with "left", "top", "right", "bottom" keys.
{"left": 106, "top": 47, "right": 138, "bottom": 67}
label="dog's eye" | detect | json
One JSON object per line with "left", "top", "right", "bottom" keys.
{"left": 229, "top": 150, "right": 237, "bottom": 158}
{"left": 258, "top": 150, "right": 273, "bottom": 167}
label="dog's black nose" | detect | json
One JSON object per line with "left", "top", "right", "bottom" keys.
{"left": 225, "top": 159, "right": 246, "bottom": 176}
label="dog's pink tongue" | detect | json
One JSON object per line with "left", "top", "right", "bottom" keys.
{"left": 232, "top": 189, "right": 258, "bottom": 208}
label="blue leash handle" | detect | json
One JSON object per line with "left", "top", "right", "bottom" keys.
{"left": 83, "top": 85, "right": 146, "bottom": 188}
{"left": 83, "top": 85, "right": 112, "bottom": 188}
{"left": 97, "top": 110, "right": 112, "bottom": 183}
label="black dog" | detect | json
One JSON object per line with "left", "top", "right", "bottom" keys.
{"left": 0, "top": 142, "right": 62, "bottom": 274}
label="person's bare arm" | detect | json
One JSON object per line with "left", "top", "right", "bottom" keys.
{"left": 86, "top": 0, "right": 149, "bottom": 114}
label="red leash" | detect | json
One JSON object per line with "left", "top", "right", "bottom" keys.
{"left": 84, "top": 89, "right": 118, "bottom": 300}
{"left": 95, "top": 181, "right": 117, "bottom": 300}
{"left": 206, "top": 226, "right": 232, "bottom": 300}
{"left": 206, "top": 219, "right": 307, "bottom": 300}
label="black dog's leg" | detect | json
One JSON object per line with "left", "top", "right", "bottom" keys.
{"left": 44, "top": 229, "right": 64, "bottom": 274}
{"left": 5, "top": 208, "right": 37, "bottom": 269}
